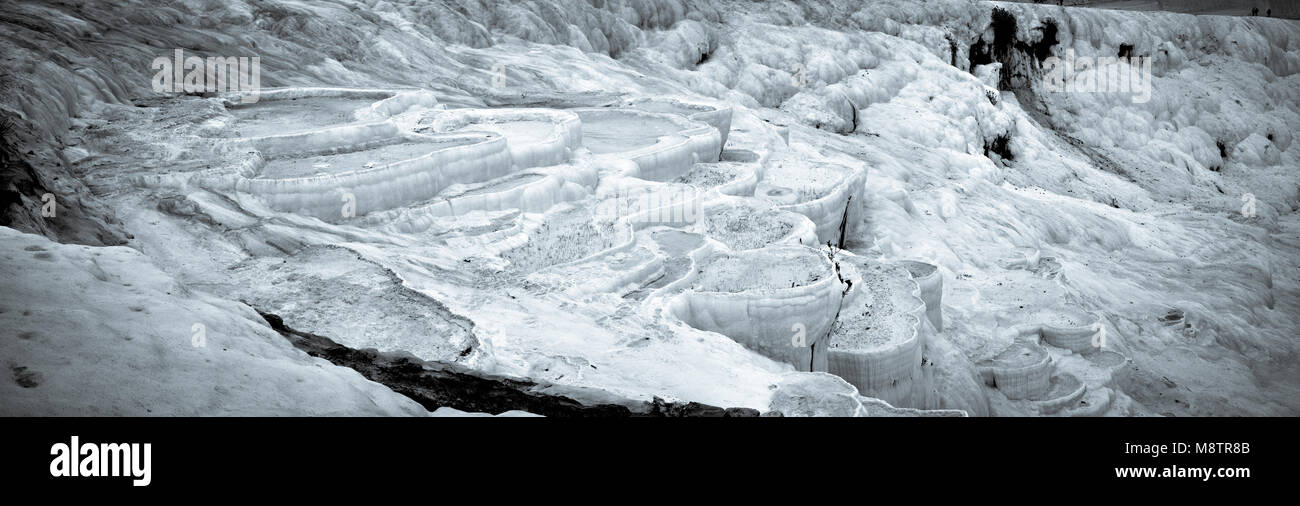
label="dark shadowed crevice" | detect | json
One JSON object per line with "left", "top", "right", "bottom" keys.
{"left": 1118, "top": 43, "right": 1135, "bottom": 59}
{"left": 984, "top": 132, "right": 1014, "bottom": 161}
{"left": 1032, "top": 19, "right": 1060, "bottom": 62}
{"left": 967, "top": 8, "right": 1059, "bottom": 92}
{"left": 946, "top": 34, "right": 958, "bottom": 67}
{"left": 991, "top": 7, "right": 1018, "bottom": 57}
{"left": 968, "top": 40, "right": 993, "bottom": 70}
{"left": 837, "top": 195, "right": 851, "bottom": 249}
{"left": 848, "top": 98, "right": 859, "bottom": 132}
{"left": 257, "top": 309, "right": 767, "bottom": 417}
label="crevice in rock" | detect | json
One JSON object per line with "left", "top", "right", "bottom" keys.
{"left": 1118, "top": 43, "right": 1135, "bottom": 59}
{"left": 967, "top": 8, "right": 1059, "bottom": 93}
{"left": 984, "top": 132, "right": 1015, "bottom": 161}
{"left": 256, "top": 309, "right": 764, "bottom": 417}
{"left": 837, "top": 195, "right": 851, "bottom": 249}
{"left": 946, "top": 33, "right": 958, "bottom": 67}
{"left": 848, "top": 98, "right": 859, "bottom": 132}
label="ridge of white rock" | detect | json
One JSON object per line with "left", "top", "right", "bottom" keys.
{"left": 900, "top": 260, "right": 945, "bottom": 331}
{"left": 0, "top": 227, "right": 429, "bottom": 416}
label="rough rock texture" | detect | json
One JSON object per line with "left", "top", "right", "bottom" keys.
{"left": 0, "top": 227, "right": 427, "bottom": 416}
{"left": 259, "top": 311, "right": 762, "bottom": 417}
{"left": 2, "top": 0, "right": 1296, "bottom": 416}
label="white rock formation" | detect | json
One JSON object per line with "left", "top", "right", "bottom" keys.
{"left": 826, "top": 256, "right": 927, "bottom": 407}
{"left": 3, "top": 0, "right": 1297, "bottom": 417}
{"left": 0, "top": 227, "right": 428, "bottom": 416}
{"left": 667, "top": 246, "right": 845, "bottom": 371}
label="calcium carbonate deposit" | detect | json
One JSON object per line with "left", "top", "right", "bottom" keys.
{"left": 1, "top": 0, "right": 1297, "bottom": 417}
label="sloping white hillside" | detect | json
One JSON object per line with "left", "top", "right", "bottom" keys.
{"left": 0, "top": 227, "right": 427, "bottom": 416}
{"left": 1, "top": 0, "right": 1296, "bottom": 416}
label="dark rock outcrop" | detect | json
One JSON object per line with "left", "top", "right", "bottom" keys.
{"left": 0, "top": 113, "right": 128, "bottom": 246}
{"left": 257, "top": 310, "right": 762, "bottom": 417}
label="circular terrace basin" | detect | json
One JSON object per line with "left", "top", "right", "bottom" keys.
{"left": 676, "top": 162, "right": 745, "bottom": 188}
{"left": 829, "top": 263, "right": 918, "bottom": 352}
{"left": 530, "top": 241, "right": 660, "bottom": 296}
{"left": 1037, "top": 373, "right": 1083, "bottom": 400}
{"left": 676, "top": 160, "right": 760, "bottom": 196}
{"left": 754, "top": 164, "right": 852, "bottom": 204}
{"left": 899, "top": 260, "right": 943, "bottom": 331}
{"left": 459, "top": 120, "right": 555, "bottom": 143}
{"left": 1033, "top": 373, "right": 1086, "bottom": 414}
{"left": 499, "top": 204, "right": 628, "bottom": 275}
{"left": 689, "top": 248, "right": 828, "bottom": 293}
{"left": 225, "top": 90, "right": 394, "bottom": 138}
{"left": 624, "top": 229, "right": 707, "bottom": 301}
{"left": 419, "top": 108, "right": 580, "bottom": 169}
{"left": 978, "top": 340, "right": 1053, "bottom": 399}
{"left": 987, "top": 341, "right": 1049, "bottom": 369}
{"left": 624, "top": 96, "right": 732, "bottom": 150}
{"left": 899, "top": 260, "right": 937, "bottom": 280}
{"left": 700, "top": 201, "right": 815, "bottom": 251}
{"left": 575, "top": 109, "right": 685, "bottom": 155}
{"left": 1029, "top": 308, "right": 1094, "bottom": 329}
{"left": 670, "top": 246, "right": 840, "bottom": 371}
{"left": 1034, "top": 308, "right": 1104, "bottom": 353}
{"left": 752, "top": 157, "right": 864, "bottom": 243}
{"left": 236, "top": 130, "right": 509, "bottom": 221}
{"left": 754, "top": 160, "right": 850, "bottom": 205}
{"left": 830, "top": 312, "right": 910, "bottom": 354}
{"left": 626, "top": 98, "right": 716, "bottom": 116}
{"left": 256, "top": 135, "right": 480, "bottom": 179}
{"left": 571, "top": 108, "right": 720, "bottom": 181}
{"left": 827, "top": 259, "right": 923, "bottom": 406}
{"left": 1087, "top": 349, "right": 1133, "bottom": 388}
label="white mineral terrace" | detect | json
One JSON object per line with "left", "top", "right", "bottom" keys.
{"left": 214, "top": 78, "right": 1137, "bottom": 414}
{"left": 20, "top": 77, "right": 1201, "bottom": 415}
{"left": 827, "top": 257, "right": 928, "bottom": 407}
{"left": 699, "top": 199, "right": 818, "bottom": 251}
{"left": 5, "top": 0, "right": 1297, "bottom": 417}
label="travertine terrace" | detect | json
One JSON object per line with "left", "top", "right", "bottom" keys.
{"left": 3, "top": 0, "right": 1297, "bottom": 417}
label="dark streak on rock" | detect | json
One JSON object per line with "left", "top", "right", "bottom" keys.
{"left": 256, "top": 310, "right": 763, "bottom": 417}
